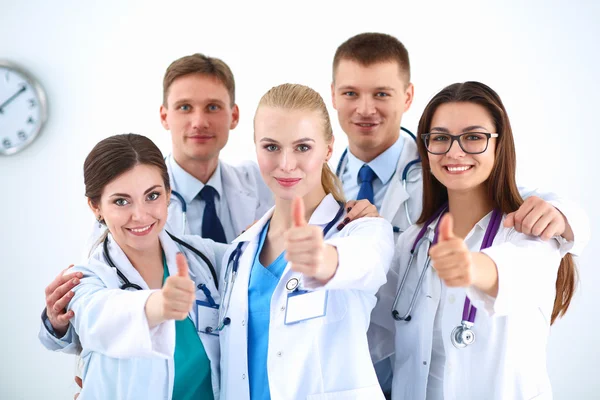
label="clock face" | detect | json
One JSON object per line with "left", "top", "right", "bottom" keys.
{"left": 0, "top": 61, "right": 47, "bottom": 155}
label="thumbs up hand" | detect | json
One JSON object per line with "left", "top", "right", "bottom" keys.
{"left": 429, "top": 214, "right": 475, "bottom": 288}
{"left": 285, "top": 197, "right": 338, "bottom": 283}
{"left": 159, "top": 253, "right": 195, "bottom": 320}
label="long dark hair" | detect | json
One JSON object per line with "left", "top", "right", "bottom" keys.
{"left": 417, "top": 82, "right": 576, "bottom": 325}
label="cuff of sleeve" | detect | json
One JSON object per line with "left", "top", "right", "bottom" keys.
{"left": 476, "top": 246, "right": 517, "bottom": 316}
{"left": 41, "top": 308, "right": 74, "bottom": 343}
{"left": 136, "top": 290, "right": 176, "bottom": 358}
{"left": 548, "top": 199, "right": 590, "bottom": 256}
{"left": 301, "top": 243, "right": 340, "bottom": 290}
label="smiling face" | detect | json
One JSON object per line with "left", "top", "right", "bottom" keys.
{"left": 254, "top": 106, "right": 333, "bottom": 202}
{"left": 159, "top": 73, "right": 239, "bottom": 167}
{"left": 89, "top": 164, "right": 170, "bottom": 254}
{"left": 331, "top": 60, "right": 413, "bottom": 161}
{"left": 427, "top": 102, "right": 497, "bottom": 193}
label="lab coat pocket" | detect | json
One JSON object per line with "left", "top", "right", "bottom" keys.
{"left": 323, "top": 291, "right": 347, "bottom": 325}
{"left": 306, "top": 384, "right": 384, "bottom": 399}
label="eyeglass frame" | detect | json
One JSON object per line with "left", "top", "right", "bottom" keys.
{"left": 420, "top": 132, "right": 499, "bottom": 155}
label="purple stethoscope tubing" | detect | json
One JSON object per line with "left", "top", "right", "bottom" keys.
{"left": 391, "top": 204, "right": 502, "bottom": 325}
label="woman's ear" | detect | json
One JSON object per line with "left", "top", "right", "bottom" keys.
{"left": 325, "top": 136, "right": 335, "bottom": 162}
{"left": 88, "top": 198, "right": 102, "bottom": 221}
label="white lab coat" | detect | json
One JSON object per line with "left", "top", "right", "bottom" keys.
{"left": 218, "top": 194, "right": 395, "bottom": 400}
{"left": 166, "top": 156, "right": 274, "bottom": 237}
{"left": 39, "top": 230, "right": 228, "bottom": 400}
{"left": 382, "top": 211, "right": 563, "bottom": 400}
{"left": 365, "top": 152, "right": 588, "bottom": 366}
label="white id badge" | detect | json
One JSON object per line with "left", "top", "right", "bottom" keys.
{"left": 284, "top": 290, "right": 328, "bottom": 325}
{"left": 196, "top": 300, "right": 219, "bottom": 336}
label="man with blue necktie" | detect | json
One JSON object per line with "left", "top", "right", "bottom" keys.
{"left": 330, "top": 32, "right": 590, "bottom": 399}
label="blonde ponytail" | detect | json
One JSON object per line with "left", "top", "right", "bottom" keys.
{"left": 321, "top": 163, "right": 345, "bottom": 203}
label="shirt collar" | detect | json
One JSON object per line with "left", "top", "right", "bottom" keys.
{"left": 425, "top": 209, "right": 495, "bottom": 240}
{"left": 346, "top": 134, "right": 404, "bottom": 185}
{"left": 168, "top": 156, "right": 223, "bottom": 204}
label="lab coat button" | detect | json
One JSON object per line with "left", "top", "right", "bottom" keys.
{"left": 242, "top": 374, "right": 246, "bottom": 380}
{"left": 281, "top": 306, "right": 285, "bottom": 311}
{"left": 277, "top": 351, "right": 283, "bottom": 357}
{"left": 423, "top": 361, "right": 427, "bottom": 365}
{"left": 242, "top": 319, "right": 246, "bottom": 326}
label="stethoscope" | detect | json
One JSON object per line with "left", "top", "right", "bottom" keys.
{"left": 164, "top": 156, "right": 189, "bottom": 235}
{"left": 170, "top": 190, "right": 188, "bottom": 235}
{"left": 102, "top": 231, "right": 219, "bottom": 291}
{"left": 216, "top": 202, "right": 346, "bottom": 331}
{"left": 391, "top": 205, "right": 502, "bottom": 349}
{"left": 335, "top": 127, "right": 421, "bottom": 233}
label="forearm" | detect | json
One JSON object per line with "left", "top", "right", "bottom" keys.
{"left": 145, "top": 291, "right": 167, "bottom": 329}
{"left": 315, "top": 245, "right": 339, "bottom": 285}
{"left": 471, "top": 252, "right": 499, "bottom": 298}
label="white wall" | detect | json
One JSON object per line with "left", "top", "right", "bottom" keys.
{"left": 1, "top": 0, "right": 598, "bottom": 398}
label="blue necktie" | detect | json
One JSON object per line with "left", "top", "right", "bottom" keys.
{"left": 199, "top": 185, "right": 227, "bottom": 243}
{"left": 356, "top": 164, "right": 376, "bottom": 204}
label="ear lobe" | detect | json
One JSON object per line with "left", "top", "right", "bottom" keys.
{"left": 330, "top": 83, "right": 337, "bottom": 110}
{"left": 87, "top": 198, "right": 101, "bottom": 220}
{"left": 325, "top": 137, "right": 334, "bottom": 161}
{"left": 230, "top": 104, "right": 240, "bottom": 130}
{"left": 404, "top": 83, "right": 415, "bottom": 112}
{"left": 159, "top": 105, "right": 169, "bottom": 130}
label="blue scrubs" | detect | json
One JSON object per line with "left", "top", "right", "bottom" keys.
{"left": 163, "top": 256, "right": 214, "bottom": 400}
{"left": 247, "top": 221, "right": 287, "bottom": 400}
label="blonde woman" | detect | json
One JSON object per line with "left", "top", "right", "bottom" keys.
{"left": 218, "top": 84, "right": 394, "bottom": 400}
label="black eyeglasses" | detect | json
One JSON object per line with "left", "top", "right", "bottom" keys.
{"left": 421, "top": 132, "right": 499, "bottom": 155}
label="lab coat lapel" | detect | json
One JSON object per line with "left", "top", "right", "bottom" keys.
{"left": 379, "top": 137, "right": 419, "bottom": 222}
{"left": 221, "top": 163, "right": 258, "bottom": 237}
{"left": 380, "top": 161, "right": 409, "bottom": 221}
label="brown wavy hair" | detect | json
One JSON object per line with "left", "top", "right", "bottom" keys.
{"left": 416, "top": 81, "right": 576, "bottom": 325}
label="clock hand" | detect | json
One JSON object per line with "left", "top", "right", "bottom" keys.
{"left": 0, "top": 85, "right": 27, "bottom": 114}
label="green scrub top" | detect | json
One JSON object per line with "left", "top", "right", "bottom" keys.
{"left": 163, "top": 254, "right": 214, "bottom": 400}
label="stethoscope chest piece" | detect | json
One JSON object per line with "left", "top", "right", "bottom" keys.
{"left": 451, "top": 321, "right": 475, "bottom": 349}
{"left": 286, "top": 277, "right": 300, "bottom": 292}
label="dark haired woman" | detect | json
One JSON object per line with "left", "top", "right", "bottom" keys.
{"left": 51, "top": 133, "right": 225, "bottom": 400}
{"left": 387, "top": 82, "right": 577, "bottom": 400}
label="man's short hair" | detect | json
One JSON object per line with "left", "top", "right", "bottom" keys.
{"left": 163, "top": 53, "right": 235, "bottom": 106}
{"left": 333, "top": 33, "right": 411, "bottom": 82}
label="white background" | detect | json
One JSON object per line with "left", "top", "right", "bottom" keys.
{"left": 1, "top": 0, "right": 598, "bottom": 398}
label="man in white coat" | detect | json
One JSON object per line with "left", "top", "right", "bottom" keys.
{"left": 330, "top": 32, "right": 590, "bottom": 398}
{"left": 40, "top": 53, "right": 272, "bottom": 357}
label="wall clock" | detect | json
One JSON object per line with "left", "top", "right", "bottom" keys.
{"left": 0, "top": 60, "right": 48, "bottom": 155}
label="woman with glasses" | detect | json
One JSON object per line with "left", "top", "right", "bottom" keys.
{"left": 383, "top": 82, "right": 577, "bottom": 400}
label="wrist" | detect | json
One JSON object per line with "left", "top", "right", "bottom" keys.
{"left": 316, "top": 245, "right": 339, "bottom": 284}
{"left": 471, "top": 252, "right": 499, "bottom": 297}
{"left": 560, "top": 212, "right": 575, "bottom": 242}
{"left": 145, "top": 291, "right": 166, "bottom": 328}
{"left": 42, "top": 308, "right": 68, "bottom": 338}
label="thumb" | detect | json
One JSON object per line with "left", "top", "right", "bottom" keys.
{"left": 175, "top": 253, "right": 189, "bottom": 278}
{"left": 292, "top": 197, "right": 307, "bottom": 227}
{"left": 438, "top": 213, "right": 455, "bottom": 242}
{"left": 504, "top": 212, "right": 515, "bottom": 228}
